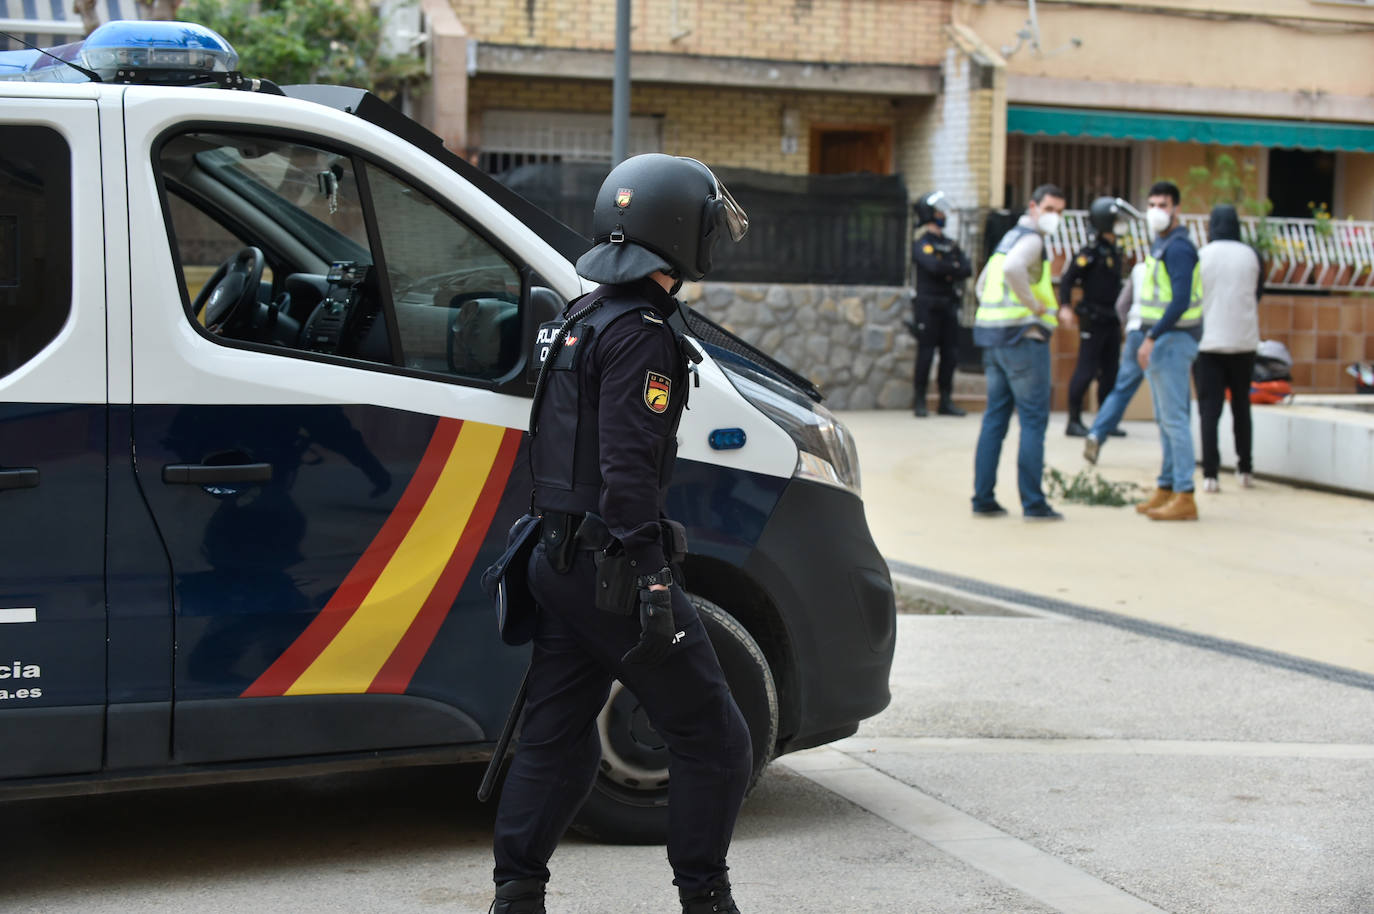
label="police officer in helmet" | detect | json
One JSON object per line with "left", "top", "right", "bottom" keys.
{"left": 909, "top": 190, "right": 972, "bottom": 417}
{"left": 1059, "top": 196, "right": 1126, "bottom": 437}
{"left": 489, "top": 154, "right": 753, "bottom": 914}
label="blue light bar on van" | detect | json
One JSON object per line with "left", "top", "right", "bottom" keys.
{"left": 0, "top": 20, "right": 237, "bottom": 83}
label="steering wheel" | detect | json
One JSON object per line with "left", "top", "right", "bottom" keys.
{"left": 194, "top": 247, "right": 265, "bottom": 334}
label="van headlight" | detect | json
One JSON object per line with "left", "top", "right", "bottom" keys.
{"left": 722, "top": 364, "right": 861, "bottom": 497}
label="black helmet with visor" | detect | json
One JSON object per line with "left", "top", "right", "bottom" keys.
{"left": 575, "top": 154, "right": 749, "bottom": 285}
{"left": 913, "top": 190, "right": 949, "bottom": 227}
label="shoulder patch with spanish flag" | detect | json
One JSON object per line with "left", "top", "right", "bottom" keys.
{"left": 922, "top": 244, "right": 935, "bottom": 254}
{"left": 1076, "top": 255, "right": 1089, "bottom": 267}
{"left": 643, "top": 371, "right": 671, "bottom": 413}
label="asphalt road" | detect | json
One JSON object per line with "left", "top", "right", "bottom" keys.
{"left": 4, "top": 604, "right": 1373, "bottom": 914}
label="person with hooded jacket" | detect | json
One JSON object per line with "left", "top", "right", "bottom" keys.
{"left": 1194, "top": 203, "right": 1264, "bottom": 492}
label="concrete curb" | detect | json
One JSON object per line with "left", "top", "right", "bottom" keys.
{"left": 887, "top": 558, "right": 1374, "bottom": 693}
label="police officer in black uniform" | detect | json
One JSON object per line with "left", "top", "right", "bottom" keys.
{"left": 909, "top": 190, "right": 972, "bottom": 417}
{"left": 1058, "top": 196, "right": 1126, "bottom": 437}
{"left": 489, "top": 154, "right": 753, "bottom": 914}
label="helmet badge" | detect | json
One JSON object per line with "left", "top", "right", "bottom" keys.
{"left": 615, "top": 187, "right": 634, "bottom": 209}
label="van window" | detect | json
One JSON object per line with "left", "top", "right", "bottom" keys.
{"left": 156, "top": 130, "right": 523, "bottom": 382}
{"left": 366, "top": 166, "right": 522, "bottom": 379}
{"left": 164, "top": 193, "right": 274, "bottom": 315}
{"left": 0, "top": 126, "right": 72, "bottom": 379}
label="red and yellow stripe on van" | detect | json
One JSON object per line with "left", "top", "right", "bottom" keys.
{"left": 242, "top": 418, "right": 521, "bottom": 698}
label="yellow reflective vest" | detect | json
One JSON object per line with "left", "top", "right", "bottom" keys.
{"left": 973, "top": 225, "right": 1059, "bottom": 346}
{"left": 1138, "top": 248, "right": 1203, "bottom": 332}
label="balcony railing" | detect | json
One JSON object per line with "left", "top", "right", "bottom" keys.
{"left": 1045, "top": 211, "right": 1374, "bottom": 292}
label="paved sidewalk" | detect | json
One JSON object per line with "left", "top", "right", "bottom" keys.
{"left": 838, "top": 408, "right": 1374, "bottom": 675}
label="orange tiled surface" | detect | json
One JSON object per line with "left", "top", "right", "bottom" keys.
{"left": 1050, "top": 293, "right": 1373, "bottom": 411}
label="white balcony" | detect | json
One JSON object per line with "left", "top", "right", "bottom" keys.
{"left": 1046, "top": 211, "right": 1374, "bottom": 292}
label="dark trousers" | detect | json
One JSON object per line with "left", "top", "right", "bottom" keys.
{"left": 914, "top": 299, "right": 960, "bottom": 398}
{"left": 1193, "top": 350, "right": 1256, "bottom": 477}
{"left": 493, "top": 545, "right": 751, "bottom": 894}
{"left": 1067, "top": 321, "right": 1121, "bottom": 420}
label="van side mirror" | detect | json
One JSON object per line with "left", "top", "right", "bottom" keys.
{"left": 529, "top": 285, "right": 564, "bottom": 326}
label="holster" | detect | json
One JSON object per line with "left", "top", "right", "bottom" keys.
{"left": 541, "top": 511, "right": 577, "bottom": 573}
{"left": 594, "top": 551, "right": 637, "bottom": 616}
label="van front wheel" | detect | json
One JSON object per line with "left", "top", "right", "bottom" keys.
{"left": 570, "top": 594, "right": 778, "bottom": 845}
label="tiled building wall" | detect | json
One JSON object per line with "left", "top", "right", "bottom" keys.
{"left": 451, "top": 0, "right": 952, "bottom": 66}
{"left": 1256, "top": 294, "right": 1373, "bottom": 390}
{"left": 467, "top": 77, "right": 900, "bottom": 173}
{"left": 1050, "top": 293, "right": 1374, "bottom": 413}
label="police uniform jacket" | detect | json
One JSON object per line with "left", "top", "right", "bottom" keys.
{"left": 1057, "top": 237, "right": 1124, "bottom": 327}
{"left": 912, "top": 231, "right": 972, "bottom": 306}
{"left": 530, "top": 278, "right": 689, "bottom": 571}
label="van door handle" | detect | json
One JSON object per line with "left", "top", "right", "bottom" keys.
{"left": 0, "top": 468, "right": 40, "bottom": 490}
{"left": 162, "top": 463, "right": 273, "bottom": 485}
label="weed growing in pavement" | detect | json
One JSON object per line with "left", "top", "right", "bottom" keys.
{"left": 1043, "top": 467, "right": 1143, "bottom": 507}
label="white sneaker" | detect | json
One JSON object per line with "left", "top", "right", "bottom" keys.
{"left": 1202, "top": 477, "right": 1220, "bottom": 493}
{"left": 1237, "top": 471, "right": 1254, "bottom": 489}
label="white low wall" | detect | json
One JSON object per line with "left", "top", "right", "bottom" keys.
{"left": 1193, "top": 395, "right": 1374, "bottom": 497}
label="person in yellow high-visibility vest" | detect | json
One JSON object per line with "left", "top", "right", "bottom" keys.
{"left": 1131, "top": 180, "right": 1204, "bottom": 522}
{"left": 970, "top": 184, "right": 1077, "bottom": 520}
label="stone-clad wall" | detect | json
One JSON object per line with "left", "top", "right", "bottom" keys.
{"left": 679, "top": 282, "right": 917, "bottom": 411}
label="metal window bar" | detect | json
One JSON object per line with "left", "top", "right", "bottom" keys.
{"left": 1044, "top": 210, "right": 1374, "bottom": 292}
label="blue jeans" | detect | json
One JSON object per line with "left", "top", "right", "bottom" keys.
{"left": 1088, "top": 329, "right": 1146, "bottom": 440}
{"left": 1145, "top": 331, "right": 1200, "bottom": 492}
{"left": 973, "top": 338, "right": 1051, "bottom": 513}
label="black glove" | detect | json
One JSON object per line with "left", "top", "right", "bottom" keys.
{"left": 621, "top": 586, "right": 676, "bottom": 666}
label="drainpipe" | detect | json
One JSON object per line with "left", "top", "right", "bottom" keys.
{"left": 612, "top": 0, "right": 630, "bottom": 165}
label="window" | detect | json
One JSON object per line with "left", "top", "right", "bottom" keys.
{"left": 0, "top": 126, "right": 72, "bottom": 379}
{"left": 157, "top": 130, "right": 525, "bottom": 383}
{"left": 367, "top": 167, "right": 522, "bottom": 379}
{"left": 478, "top": 110, "right": 662, "bottom": 175}
{"left": 1005, "top": 135, "right": 1133, "bottom": 210}
{"left": 164, "top": 194, "right": 274, "bottom": 312}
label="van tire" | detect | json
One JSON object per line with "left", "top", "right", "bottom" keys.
{"left": 570, "top": 594, "right": 779, "bottom": 845}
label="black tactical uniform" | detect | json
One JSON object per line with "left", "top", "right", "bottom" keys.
{"left": 909, "top": 191, "right": 972, "bottom": 417}
{"left": 1059, "top": 197, "right": 1126, "bottom": 436}
{"left": 490, "top": 154, "right": 752, "bottom": 914}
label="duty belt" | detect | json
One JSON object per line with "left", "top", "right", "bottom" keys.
{"left": 541, "top": 510, "right": 616, "bottom": 554}
{"left": 537, "top": 509, "right": 687, "bottom": 575}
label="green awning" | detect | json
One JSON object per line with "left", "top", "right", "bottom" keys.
{"left": 1008, "top": 105, "right": 1374, "bottom": 154}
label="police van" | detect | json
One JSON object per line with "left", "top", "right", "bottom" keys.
{"left": 0, "top": 22, "right": 895, "bottom": 841}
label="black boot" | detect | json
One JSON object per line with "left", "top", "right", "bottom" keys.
{"left": 1065, "top": 417, "right": 1089, "bottom": 437}
{"left": 913, "top": 387, "right": 929, "bottom": 417}
{"left": 681, "top": 880, "right": 741, "bottom": 914}
{"left": 937, "top": 394, "right": 966, "bottom": 417}
{"left": 489, "top": 878, "right": 546, "bottom": 914}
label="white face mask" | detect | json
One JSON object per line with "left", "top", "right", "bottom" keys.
{"left": 1146, "top": 207, "right": 1172, "bottom": 235}
{"left": 1036, "top": 211, "right": 1062, "bottom": 236}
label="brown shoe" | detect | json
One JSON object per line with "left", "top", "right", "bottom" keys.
{"left": 1147, "top": 491, "right": 1198, "bottom": 521}
{"left": 1135, "top": 487, "right": 1173, "bottom": 514}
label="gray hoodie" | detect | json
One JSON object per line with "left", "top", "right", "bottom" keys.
{"left": 1199, "top": 204, "right": 1262, "bottom": 353}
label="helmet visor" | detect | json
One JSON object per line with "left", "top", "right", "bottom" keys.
{"left": 680, "top": 157, "right": 749, "bottom": 242}
{"left": 716, "top": 178, "right": 749, "bottom": 242}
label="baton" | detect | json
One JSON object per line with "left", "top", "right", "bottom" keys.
{"left": 477, "top": 666, "right": 530, "bottom": 802}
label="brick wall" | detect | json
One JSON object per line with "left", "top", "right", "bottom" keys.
{"left": 1257, "top": 294, "right": 1373, "bottom": 391}
{"left": 451, "top": 0, "right": 952, "bottom": 67}
{"left": 468, "top": 76, "right": 900, "bottom": 173}
{"left": 1050, "top": 293, "right": 1374, "bottom": 412}
{"left": 892, "top": 26, "right": 1003, "bottom": 212}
